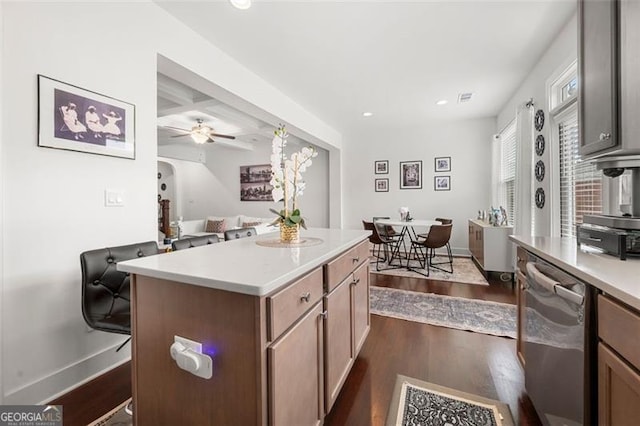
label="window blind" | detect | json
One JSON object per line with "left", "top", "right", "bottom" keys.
{"left": 558, "top": 106, "right": 602, "bottom": 237}
{"left": 498, "top": 120, "right": 517, "bottom": 226}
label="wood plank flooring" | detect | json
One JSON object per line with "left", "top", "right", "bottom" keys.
{"left": 54, "top": 270, "right": 541, "bottom": 426}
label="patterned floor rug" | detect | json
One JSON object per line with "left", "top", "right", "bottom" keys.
{"left": 370, "top": 256, "right": 489, "bottom": 286}
{"left": 370, "top": 286, "right": 516, "bottom": 338}
{"left": 386, "top": 375, "right": 514, "bottom": 426}
{"left": 88, "top": 398, "right": 132, "bottom": 426}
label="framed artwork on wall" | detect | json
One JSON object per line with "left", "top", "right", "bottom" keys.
{"left": 240, "top": 164, "right": 274, "bottom": 201}
{"left": 375, "top": 178, "right": 389, "bottom": 192}
{"left": 37, "top": 74, "right": 135, "bottom": 159}
{"left": 375, "top": 160, "right": 389, "bottom": 174}
{"left": 434, "top": 156, "right": 451, "bottom": 172}
{"left": 434, "top": 175, "right": 451, "bottom": 191}
{"left": 399, "top": 160, "right": 422, "bottom": 189}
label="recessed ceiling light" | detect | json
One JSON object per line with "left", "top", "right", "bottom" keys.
{"left": 229, "top": 0, "right": 251, "bottom": 10}
{"left": 362, "top": 112, "right": 373, "bottom": 117}
{"left": 436, "top": 100, "right": 448, "bottom": 106}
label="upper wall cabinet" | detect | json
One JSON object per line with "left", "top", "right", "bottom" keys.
{"left": 579, "top": 0, "right": 640, "bottom": 159}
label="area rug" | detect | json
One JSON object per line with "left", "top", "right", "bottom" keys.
{"left": 370, "top": 256, "right": 489, "bottom": 286}
{"left": 386, "top": 375, "right": 514, "bottom": 426}
{"left": 87, "top": 398, "right": 132, "bottom": 426}
{"left": 370, "top": 286, "right": 516, "bottom": 338}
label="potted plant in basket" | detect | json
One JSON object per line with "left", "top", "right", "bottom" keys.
{"left": 269, "top": 125, "right": 318, "bottom": 242}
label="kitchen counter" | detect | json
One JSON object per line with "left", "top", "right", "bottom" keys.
{"left": 510, "top": 235, "right": 640, "bottom": 310}
{"left": 118, "top": 227, "right": 369, "bottom": 296}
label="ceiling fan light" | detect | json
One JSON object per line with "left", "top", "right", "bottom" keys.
{"left": 229, "top": 0, "right": 251, "bottom": 10}
{"left": 191, "top": 133, "right": 209, "bottom": 144}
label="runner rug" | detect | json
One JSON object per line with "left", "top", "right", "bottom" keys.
{"left": 386, "top": 375, "right": 515, "bottom": 426}
{"left": 370, "top": 256, "right": 489, "bottom": 286}
{"left": 370, "top": 286, "right": 517, "bottom": 338}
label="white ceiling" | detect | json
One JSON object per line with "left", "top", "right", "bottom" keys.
{"left": 155, "top": 0, "right": 576, "bottom": 136}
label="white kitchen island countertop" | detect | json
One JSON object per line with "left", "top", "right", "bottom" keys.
{"left": 118, "top": 228, "right": 369, "bottom": 297}
{"left": 510, "top": 235, "right": 640, "bottom": 310}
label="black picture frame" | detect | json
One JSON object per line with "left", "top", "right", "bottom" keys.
{"left": 375, "top": 178, "right": 389, "bottom": 192}
{"left": 434, "top": 175, "right": 451, "bottom": 191}
{"left": 434, "top": 156, "right": 451, "bottom": 172}
{"left": 399, "top": 160, "right": 422, "bottom": 189}
{"left": 374, "top": 160, "right": 389, "bottom": 174}
{"left": 37, "top": 74, "right": 135, "bottom": 159}
{"left": 240, "top": 164, "right": 274, "bottom": 201}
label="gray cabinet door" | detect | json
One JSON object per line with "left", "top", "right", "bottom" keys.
{"left": 578, "top": 0, "right": 619, "bottom": 158}
{"left": 621, "top": 0, "right": 640, "bottom": 150}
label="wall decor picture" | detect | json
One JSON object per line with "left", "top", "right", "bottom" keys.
{"left": 434, "top": 175, "right": 451, "bottom": 191}
{"left": 38, "top": 75, "right": 135, "bottom": 159}
{"left": 400, "top": 161, "right": 422, "bottom": 189}
{"left": 535, "top": 160, "right": 545, "bottom": 182}
{"left": 375, "top": 160, "right": 389, "bottom": 174}
{"left": 240, "top": 164, "right": 273, "bottom": 201}
{"left": 535, "top": 134, "right": 545, "bottom": 156}
{"left": 434, "top": 156, "right": 451, "bottom": 172}
{"left": 375, "top": 178, "right": 389, "bottom": 192}
{"left": 534, "top": 109, "right": 545, "bottom": 131}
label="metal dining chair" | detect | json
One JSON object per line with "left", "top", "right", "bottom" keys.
{"left": 408, "top": 223, "right": 453, "bottom": 276}
{"left": 224, "top": 227, "right": 257, "bottom": 241}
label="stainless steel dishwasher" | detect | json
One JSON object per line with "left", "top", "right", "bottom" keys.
{"left": 523, "top": 253, "right": 596, "bottom": 426}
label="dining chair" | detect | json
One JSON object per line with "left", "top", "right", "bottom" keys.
{"left": 172, "top": 234, "right": 220, "bottom": 250}
{"left": 373, "top": 216, "right": 399, "bottom": 238}
{"left": 363, "top": 220, "right": 388, "bottom": 263}
{"left": 224, "top": 227, "right": 257, "bottom": 241}
{"left": 372, "top": 222, "right": 405, "bottom": 271}
{"left": 408, "top": 223, "right": 453, "bottom": 276}
{"left": 416, "top": 218, "right": 453, "bottom": 258}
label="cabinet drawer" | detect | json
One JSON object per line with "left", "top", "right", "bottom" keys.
{"left": 598, "top": 294, "right": 640, "bottom": 371}
{"left": 325, "top": 240, "right": 369, "bottom": 292}
{"left": 268, "top": 268, "right": 324, "bottom": 341}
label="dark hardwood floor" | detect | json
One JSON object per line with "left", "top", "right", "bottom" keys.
{"left": 54, "top": 270, "right": 541, "bottom": 426}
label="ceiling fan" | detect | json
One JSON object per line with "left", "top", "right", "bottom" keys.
{"left": 163, "top": 119, "right": 237, "bottom": 144}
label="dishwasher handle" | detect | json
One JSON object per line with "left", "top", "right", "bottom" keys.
{"left": 526, "top": 262, "right": 585, "bottom": 306}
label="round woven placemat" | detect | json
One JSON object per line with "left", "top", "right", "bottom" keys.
{"left": 255, "top": 237, "right": 324, "bottom": 248}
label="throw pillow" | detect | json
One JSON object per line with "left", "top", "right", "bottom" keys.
{"left": 242, "top": 221, "right": 262, "bottom": 228}
{"left": 205, "top": 219, "right": 226, "bottom": 233}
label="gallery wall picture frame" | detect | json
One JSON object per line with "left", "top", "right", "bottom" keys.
{"left": 434, "top": 156, "right": 451, "bottom": 172}
{"left": 375, "top": 178, "right": 389, "bottom": 192}
{"left": 434, "top": 175, "right": 451, "bottom": 191}
{"left": 240, "top": 164, "right": 274, "bottom": 201}
{"left": 37, "top": 74, "right": 135, "bottom": 159}
{"left": 399, "top": 160, "right": 422, "bottom": 189}
{"left": 375, "top": 160, "right": 389, "bottom": 174}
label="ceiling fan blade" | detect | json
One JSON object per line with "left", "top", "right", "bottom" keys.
{"left": 208, "top": 133, "right": 236, "bottom": 140}
{"left": 170, "top": 134, "right": 190, "bottom": 138}
{"left": 162, "top": 125, "right": 191, "bottom": 133}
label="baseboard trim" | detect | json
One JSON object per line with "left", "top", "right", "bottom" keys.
{"left": 3, "top": 340, "right": 130, "bottom": 404}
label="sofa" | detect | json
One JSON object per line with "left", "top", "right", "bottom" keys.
{"left": 180, "top": 215, "right": 279, "bottom": 240}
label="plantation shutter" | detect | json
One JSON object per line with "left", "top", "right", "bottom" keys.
{"left": 498, "top": 120, "right": 517, "bottom": 227}
{"left": 558, "top": 105, "right": 602, "bottom": 237}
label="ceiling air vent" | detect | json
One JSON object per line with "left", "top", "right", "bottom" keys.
{"left": 458, "top": 92, "right": 473, "bottom": 103}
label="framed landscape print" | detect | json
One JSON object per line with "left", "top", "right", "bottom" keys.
{"left": 375, "top": 160, "right": 389, "bottom": 174}
{"left": 434, "top": 175, "right": 451, "bottom": 191}
{"left": 400, "top": 161, "right": 422, "bottom": 189}
{"left": 434, "top": 156, "right": 451, "bottom": 172}
{"left": 375, "top": 178, "right": 389, "bottom": 192}
{"left": 38, "top": 75, "right": 135, "bottom": 159}
{"left": 240, "top": 164, "right": 274, "bottom": 201}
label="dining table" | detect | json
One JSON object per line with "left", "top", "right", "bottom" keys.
{"left": 374, "top": 218, "right": 442, "bottom": 266}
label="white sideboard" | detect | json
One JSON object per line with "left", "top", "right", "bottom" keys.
{"left": 468, "top": 219, "right": 514, "bottom": 274}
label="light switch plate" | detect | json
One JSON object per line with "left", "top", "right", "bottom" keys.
{"left": 105, "top": 189, "right": 124, "bottom": 207}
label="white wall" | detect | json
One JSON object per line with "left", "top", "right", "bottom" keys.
{"left": 342, "top": 118, "right": 496, "bottom": 254}
{"left": 496, "top": 13, "right": 578, "bottom": 237}
{"left": 159, "top": 141, "right": 330, "bottom": 228}
{"left": 1, "top": 2, "right": 340, "bottom": 404}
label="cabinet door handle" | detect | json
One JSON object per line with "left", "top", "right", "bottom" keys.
{"left": 352, "top": 256, "right": 360, "bottom": 263}
{"left": 351, "top": 277, "right": 361, "bottom": 286}
{"left": 300, "top": 292, "right": 311, "bottom": 303}
{"left": 320, "top": 311, "right": 328, "bottom": 319}
{"left": 599, "top": 132, "right": 611, "bottom": 141}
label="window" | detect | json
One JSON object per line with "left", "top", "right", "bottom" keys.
{"left": 549, "top": 60, "right": 602, "bottom": 238}
{"left": 494, "top": 120, "right": 517, "bottom": 226}
{"left": 557, "top": 104, "right": 602, "bottom": 237}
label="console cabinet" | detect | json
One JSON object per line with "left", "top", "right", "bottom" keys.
{"left": 468, "top": 219, "right": 514, "bottom": 274}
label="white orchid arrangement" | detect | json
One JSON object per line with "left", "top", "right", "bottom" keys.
{"left": 269, "top": 125, "right": 318, "bottom": 229}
